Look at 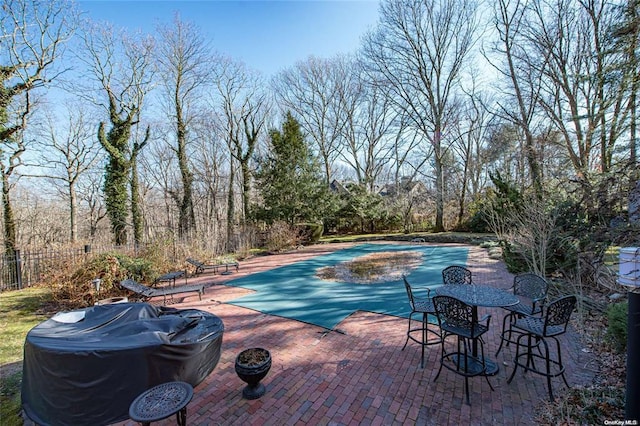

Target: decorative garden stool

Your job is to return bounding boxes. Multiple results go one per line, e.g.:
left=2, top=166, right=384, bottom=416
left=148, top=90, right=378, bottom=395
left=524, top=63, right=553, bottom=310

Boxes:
left=235, top=347, right=271, bottom=400
left=129, top=381, right=193, bottom=426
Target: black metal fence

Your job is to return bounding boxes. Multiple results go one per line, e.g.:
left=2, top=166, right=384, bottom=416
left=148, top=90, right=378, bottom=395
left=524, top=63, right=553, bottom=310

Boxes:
left=0, top=245, right=138, bottom=292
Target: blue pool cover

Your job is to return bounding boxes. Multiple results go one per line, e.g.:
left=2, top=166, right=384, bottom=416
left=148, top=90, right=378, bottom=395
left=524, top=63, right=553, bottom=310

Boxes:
left=226, top=243, right=468, bottom=330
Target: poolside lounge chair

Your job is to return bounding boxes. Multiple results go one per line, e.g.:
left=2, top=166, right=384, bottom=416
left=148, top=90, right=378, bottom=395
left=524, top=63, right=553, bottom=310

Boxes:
left=187, top=257, right=239, bottom=275
left=119, top=279, right=204, bottom=305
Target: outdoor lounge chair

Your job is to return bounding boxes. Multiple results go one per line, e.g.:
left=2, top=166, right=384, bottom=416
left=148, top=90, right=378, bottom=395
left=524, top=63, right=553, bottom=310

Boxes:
left=187, top=257, right=239, bottom=275
left=119, top=279, right=205, bottom=305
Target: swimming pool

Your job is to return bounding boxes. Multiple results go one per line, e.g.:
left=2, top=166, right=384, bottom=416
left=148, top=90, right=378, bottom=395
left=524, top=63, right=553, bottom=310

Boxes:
left=225, top=243, right=468, bottom=330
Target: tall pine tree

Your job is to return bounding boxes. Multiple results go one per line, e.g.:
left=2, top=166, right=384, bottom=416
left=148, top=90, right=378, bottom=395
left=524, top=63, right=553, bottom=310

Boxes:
left=253, top=112, right=332, bottom=224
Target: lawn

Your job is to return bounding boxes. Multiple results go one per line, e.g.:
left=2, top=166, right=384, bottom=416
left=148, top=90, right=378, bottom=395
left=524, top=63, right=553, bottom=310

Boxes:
left=0, top=286, right=52, bottom=425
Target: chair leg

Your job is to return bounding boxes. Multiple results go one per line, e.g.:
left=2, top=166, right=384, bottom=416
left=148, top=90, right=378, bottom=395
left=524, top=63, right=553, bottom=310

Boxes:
left=404, top=311, right=440, bottom=368
left=507, top=332, right=525, bottom=384
left=463, top=337, right=471, bottom=405
left=479, top=338, right=494, bottom=391
left=553, top=336, right=570, bottom=388
left=421, top=313, right=427, bottom=369
left=434, top=332, right=447, bottom=382
left=540, top=338, right=555, bottom=402
left=495, top=312, right=512, bottom=356
left=402, top=312, right=414, bottom=351
left=507, top=331, right=568, bottom=403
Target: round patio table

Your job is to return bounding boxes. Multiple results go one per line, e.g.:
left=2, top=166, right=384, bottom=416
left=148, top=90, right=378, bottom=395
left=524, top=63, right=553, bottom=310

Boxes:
left=435, top=284, right=519, bottom=375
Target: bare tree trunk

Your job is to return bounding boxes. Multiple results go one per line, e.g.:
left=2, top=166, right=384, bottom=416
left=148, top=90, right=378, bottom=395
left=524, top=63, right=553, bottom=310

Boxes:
left=131, top=128, right=149, bottom=246
left=434, top=130, right=445, bottom=232
left=69, top=184, right=77, bottom=242
left=2, top=174, right=16, bottom=254
left=630, top=180, right=640, bottom=224
left=226, top=160, right=236, bottom=251
left=177, top=111, right=195, bottom=237
left=157, top=16, right=209, bottom=239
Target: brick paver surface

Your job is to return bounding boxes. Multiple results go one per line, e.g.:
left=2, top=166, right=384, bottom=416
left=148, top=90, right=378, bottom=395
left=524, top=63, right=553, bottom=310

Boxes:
left=111, top=242, right=596, bottom=426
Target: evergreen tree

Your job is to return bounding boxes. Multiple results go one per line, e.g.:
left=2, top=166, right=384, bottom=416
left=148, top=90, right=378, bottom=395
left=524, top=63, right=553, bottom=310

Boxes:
left=253, top=112, right=333, bottom=224
left=337, top=183, right=385, bottom=233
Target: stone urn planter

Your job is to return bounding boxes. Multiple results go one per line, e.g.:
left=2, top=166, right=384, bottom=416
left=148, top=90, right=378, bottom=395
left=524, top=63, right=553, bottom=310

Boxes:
left=235, top=347, right=271, bottom=400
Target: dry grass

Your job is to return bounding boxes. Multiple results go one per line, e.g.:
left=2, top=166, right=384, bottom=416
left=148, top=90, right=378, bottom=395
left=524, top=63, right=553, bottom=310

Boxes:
left=316, top=250, right=423, bottom=284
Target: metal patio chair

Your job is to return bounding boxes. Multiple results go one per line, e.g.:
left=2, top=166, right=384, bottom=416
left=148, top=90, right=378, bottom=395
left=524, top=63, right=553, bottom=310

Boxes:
left=496, top=272, right=549, bottom=356
left=401, top=275, right=441, bottom=368
left=433, top=295, right=493, bottom=405
left=442, top=265, right=473, bottom=285
left=506, top=295, right=577, bottom=401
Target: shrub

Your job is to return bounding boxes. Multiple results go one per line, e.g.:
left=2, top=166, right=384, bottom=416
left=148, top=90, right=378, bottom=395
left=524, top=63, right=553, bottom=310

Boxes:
left=606, top=301, right=628, bottom=353
left=46, top=252, right=159, bottom=309
left=298, top=222, right=324, bottom=244
left=263, top=221, right=300, bottom=252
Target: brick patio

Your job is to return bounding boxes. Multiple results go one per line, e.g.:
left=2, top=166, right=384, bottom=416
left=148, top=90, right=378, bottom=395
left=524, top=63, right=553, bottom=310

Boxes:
left=114, top=242, right=596, bottom=426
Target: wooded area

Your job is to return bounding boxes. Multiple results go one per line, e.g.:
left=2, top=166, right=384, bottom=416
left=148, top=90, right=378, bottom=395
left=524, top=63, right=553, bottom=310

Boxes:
left=1, top=0, right=638, bottom=277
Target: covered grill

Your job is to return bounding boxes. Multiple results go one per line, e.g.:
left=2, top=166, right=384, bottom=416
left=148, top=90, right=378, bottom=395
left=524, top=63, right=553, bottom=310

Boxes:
left=21, top=303, right=223, bottom=426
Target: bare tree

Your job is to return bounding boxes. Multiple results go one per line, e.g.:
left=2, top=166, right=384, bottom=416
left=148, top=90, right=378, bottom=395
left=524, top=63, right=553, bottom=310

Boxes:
left=191, top=115, right=229, bottom=252
left=157, top=14, right=212, bottom=239
left=76, top=169, right=107, bottom=240
left=79, top=23, right=155, bottom=245
left=139, top=132, right=179, bottom=237
left=362, top=0, right=481, bottom=232
left=28, top=104, right=102, bottom=242
left=487, top=0, right=544, bottom=194
left=614, top=0, right=639, bottom=169
left=337, top=57, right=398, bottom=192
left=525, top=0, right=627, bottom=176
left=210, top=56, right=268, bottom=247
left=0, top=0, right=77, bottom=254
left=452, top=86, right=493, bottom=225
left=273, top=55, right=346, bottom=184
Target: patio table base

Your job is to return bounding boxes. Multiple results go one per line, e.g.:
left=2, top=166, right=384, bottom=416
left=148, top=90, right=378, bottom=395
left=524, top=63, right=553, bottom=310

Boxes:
left=450, top=354, right=499, bottom=376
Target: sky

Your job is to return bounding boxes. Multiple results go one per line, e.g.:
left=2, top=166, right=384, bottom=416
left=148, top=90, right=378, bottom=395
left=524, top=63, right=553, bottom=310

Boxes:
left=78, top=0, right=381, bottom=77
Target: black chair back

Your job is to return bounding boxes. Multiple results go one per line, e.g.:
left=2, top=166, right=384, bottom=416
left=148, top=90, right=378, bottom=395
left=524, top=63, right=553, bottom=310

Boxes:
left=402, top=275, right=417, bottom=310
left=433, top=295, right=474, bottom=334
left=514, top=273, right=549, bottom=311
left=442, top=265, right=472, bottom=285
left=544, top=295, right=577, bottom=334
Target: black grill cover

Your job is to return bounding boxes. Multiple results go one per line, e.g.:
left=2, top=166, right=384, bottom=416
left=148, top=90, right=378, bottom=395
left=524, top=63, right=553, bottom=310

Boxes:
left=21, top=303, right=223, bottom=426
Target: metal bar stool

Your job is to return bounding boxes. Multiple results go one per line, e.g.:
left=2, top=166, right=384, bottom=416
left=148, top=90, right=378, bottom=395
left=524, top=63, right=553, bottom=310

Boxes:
left=507, top=295, right=577, bottom=401
left=401, top=275, right=441, bottom=368
left=496, top=272, right=548, bottom=356
left=433, top=295, right=494, bottom=405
